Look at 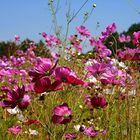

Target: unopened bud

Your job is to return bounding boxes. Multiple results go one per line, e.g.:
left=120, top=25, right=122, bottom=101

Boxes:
left=93, top=4, right=96, bottom=8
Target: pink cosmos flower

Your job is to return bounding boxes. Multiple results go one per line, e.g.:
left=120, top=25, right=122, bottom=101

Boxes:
left=29, top=58, right=54, bottom=82
left=85, top=94, right=108, bottom=109
left=54, top=67, right=85, bottom=85
left=51, top=52, right=60, bottom=60
left=76, top=25, right=90, bottom=37
left=0, top=86, right=31, bottom=110
left=34, top=77, right=62, bottom=93
left=84, top=127, right=97, bottom=137
left=69, top=35, right=82, bottom=52
left=86, top=63, right=109, bottom=76
left=132, top=31, right=140, bottom=46
left=118, top=34, right=131, bottom=43
left=91, top=95, right=108, bottom=109
left=89, top=37, right=112, bottom=57
left=52, top=103, right=72, bottom=124
left=65, top=133, right=76, bottom=139
left=14, top=35, right=20, bottom=43
left=100, top=67, right=127, bottom=86
left=8, top=125, right=22, bottom=135
left=83, top=126, right=106, bottom=137
left=41, top=32, right=61, bottom=47
left=117, top=48, right=140, bottom=61
left=99, top=23, right=116, bottom=41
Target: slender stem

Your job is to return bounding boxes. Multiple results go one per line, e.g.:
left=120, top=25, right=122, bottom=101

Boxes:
left=68, top=0, right=89, bottom=24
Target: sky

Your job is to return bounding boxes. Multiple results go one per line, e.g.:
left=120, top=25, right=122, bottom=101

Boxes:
left=0, top=0, right=140, bottom=42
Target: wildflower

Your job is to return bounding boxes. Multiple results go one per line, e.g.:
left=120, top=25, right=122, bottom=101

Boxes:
left=118, top=34, right=131, bottom=43
left=84, top=126, right=97, bottom=137
left=54, top=67, right=85, bottom=85
left=69, top=35, right=82, bottom=52
left=29, top=129, right=39, bottom=135
left=99, top=23, right=116, bottom=41
left=0, top=86, right=31, bottom=110
left=52, top=103, right=72, bottom=124
left=8, top=125, right=22, bottom=135
left=7, top=106, right=21, bottom=115
left=132, top=31, right=140, bottom=46
left=34, top=77, right=62, bottom=93
left=29, top=58, right=53, bottom=82
left=85, top=94, right=108, bottom=109
left=14, top=35, right=20, bottom=43
left=83, top=126, right=106, bottom=137
left=65, top=133, right=76, bottom=139
left=76, top=26, right=90, bottom=37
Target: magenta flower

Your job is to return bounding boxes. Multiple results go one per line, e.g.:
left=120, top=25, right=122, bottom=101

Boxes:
left=41, top=32, right=61, bottom=47
left=83, top=126, right=106, bottom=138
left=8, top=125, right=22, bottom=135
left=86, top=63, right=108, bottom=76
left=29, top=58, right=54, bottom=82
left=89, top=37, right=112, bottom=57
left=99, top=23, right=116, bottom=41
left=52, top=103, right=72, bottom=124
left=69, top=35, right=82, bottom=52
left=34, top=77, right=62, bottom=93
left=76, top=25, right=90, bottom=37
left=84, top=127, right=97, bottom=137
left=100, top=67, right=126, bottom=86
left=86, top=94, right=108, bottom=109
left=65, top=133, right=76, bottom=139
left=54, top=67, right=85, bottom=85
left=14, top=35, right=20, bottom=43
left=117, top=48, right=140, bottom=61
left=0, top=86, right=31, bottom=110
left=118, top=34, right=131, bottom=43
left=132, top=31, right=140, bottom=46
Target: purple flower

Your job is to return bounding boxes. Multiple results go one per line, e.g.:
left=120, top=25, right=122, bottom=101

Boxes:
left=76, top=26, right=90, bottom=37
left=84, top=127, right=97, bottom=137
left=14, top=35, right=20, bottom=43
left=34, top=77, right=62, bottom=93
left=132, top=31, right=140, bottom=46
left=83, top=126, right=107, bottom=138
left=99, top=23, right=116, bottom=41
left=86, top=63, right=108, bottom=76
left=29, top=58, right=54, bottom=82
left=69, top=35, right=82, bottom=52
left=117, top=48, right=140, bottom=61
left=0, top=86, right=31, bottom=110
left=8, top=125, right=22, bottom=135
left=91, top=95, right=108, bottom=109
left=118, top=34, right=131, bottom=43
left=52, top=103, right=72, bottom=124
left=65, top=133, right=76, bottom=139
left=54, top=67, right=85, bottom=85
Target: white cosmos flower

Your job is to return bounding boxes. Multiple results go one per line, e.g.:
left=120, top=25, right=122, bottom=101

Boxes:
left=7, top=106, right=21, bottom=115
left=29, top=129, right=38, bottom=135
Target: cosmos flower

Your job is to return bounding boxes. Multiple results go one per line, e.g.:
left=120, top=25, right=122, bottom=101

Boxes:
left=8, top=125, right=22, bottom=135
left=76, top=25, right=90, bottom=37
left=34, top=77, right=62, bottom=93
left=0, top=86, right=31, bottom=110
left=85, top=94, right=108, bottom=109
left=54, top=67, right=85, bottom=85
left=132, top=31, right=140, bottom=46
left=118, top=34, right=131, bottom=43
left=29, top=58, right=53, bottom=82
left=14, top=35, right=20, bottom=43
left=65, top=133, right=76, bottom=139
left=52, top=103, right=72, bottom=124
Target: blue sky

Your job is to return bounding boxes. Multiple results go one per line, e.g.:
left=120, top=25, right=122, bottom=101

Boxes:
left=0, top=0, right=140, bottom=42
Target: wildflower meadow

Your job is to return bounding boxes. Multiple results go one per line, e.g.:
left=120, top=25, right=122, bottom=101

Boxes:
left=0, top=0, right=140, bottom=140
